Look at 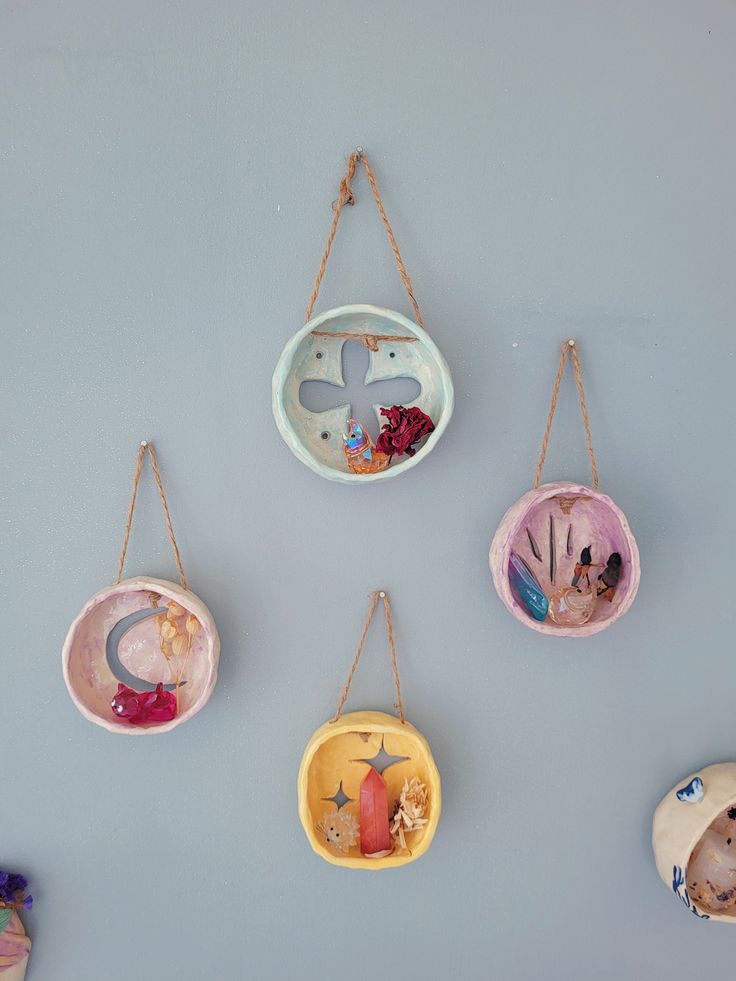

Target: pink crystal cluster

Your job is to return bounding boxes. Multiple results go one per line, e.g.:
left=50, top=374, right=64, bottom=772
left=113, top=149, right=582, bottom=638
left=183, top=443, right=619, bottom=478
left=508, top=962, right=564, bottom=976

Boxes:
left=111, top=683, right=177, bottom=725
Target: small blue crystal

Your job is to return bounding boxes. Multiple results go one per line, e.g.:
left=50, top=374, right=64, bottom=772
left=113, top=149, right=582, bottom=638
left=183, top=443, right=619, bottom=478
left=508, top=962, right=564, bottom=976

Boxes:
left=509, top=551, right=549, bottom=621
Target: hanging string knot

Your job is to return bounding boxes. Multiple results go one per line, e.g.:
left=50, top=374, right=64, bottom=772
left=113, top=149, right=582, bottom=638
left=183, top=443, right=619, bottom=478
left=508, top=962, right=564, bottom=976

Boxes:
left=305, top=149, right=426, bottom=331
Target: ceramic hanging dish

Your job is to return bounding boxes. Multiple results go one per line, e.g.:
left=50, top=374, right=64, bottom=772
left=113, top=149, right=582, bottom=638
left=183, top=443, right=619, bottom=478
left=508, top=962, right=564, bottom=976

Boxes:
left=298, top=591, right=441, bottom=869
left=653, top=763, right=736, bottom=921
left=490, top=340, right=640, bottom=637
left=273, top=150, right=453, bottom=484
left=0, top=869, right=33, bottom=981
left=62, top=442, right=220, bottom=734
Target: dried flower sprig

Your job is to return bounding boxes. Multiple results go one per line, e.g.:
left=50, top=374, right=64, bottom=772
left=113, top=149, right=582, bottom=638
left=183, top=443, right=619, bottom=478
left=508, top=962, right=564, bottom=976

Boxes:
left=390, top=778, right=429, bottom=851
left=0, top=872, right=33, bottom=933
left=150, top=593, right=200, bottom=707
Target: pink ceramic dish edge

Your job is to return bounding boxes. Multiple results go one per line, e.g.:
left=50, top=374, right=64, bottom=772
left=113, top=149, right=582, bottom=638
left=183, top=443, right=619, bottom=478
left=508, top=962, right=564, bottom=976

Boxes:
left=489, top=481, right=641, bottom=638
left=0, top=912, right=30, bottom=979
left=61, top=577, right=220, bottom=735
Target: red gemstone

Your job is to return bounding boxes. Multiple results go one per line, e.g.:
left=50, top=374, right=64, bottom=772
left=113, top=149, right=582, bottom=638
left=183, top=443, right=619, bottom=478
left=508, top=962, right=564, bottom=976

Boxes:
left=111, top=683, right=177, bottom=725
left=359, top=768, right=392, bottom=857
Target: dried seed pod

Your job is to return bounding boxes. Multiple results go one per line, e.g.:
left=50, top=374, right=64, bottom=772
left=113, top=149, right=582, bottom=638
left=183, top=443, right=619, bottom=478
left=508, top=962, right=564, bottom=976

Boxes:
left=185, top=615, right=200, bottom=636
left=171, top=634, right=188, bottom=658
left=160, top=620, right=178, bottom=641
left=167, top=601, right=186, bottom=617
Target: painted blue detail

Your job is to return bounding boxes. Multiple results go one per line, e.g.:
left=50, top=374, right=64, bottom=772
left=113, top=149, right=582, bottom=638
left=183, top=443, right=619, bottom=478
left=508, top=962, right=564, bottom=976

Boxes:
left=676, top=777, right=704, bottom=804
left=672, top=865, right=710, bottom=919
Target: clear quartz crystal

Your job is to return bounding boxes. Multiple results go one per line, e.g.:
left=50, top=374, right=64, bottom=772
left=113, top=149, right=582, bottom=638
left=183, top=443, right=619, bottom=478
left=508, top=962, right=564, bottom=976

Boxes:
left=688, top=810, right=736, bottom=913
left=547, top=586, right=596, bottom=626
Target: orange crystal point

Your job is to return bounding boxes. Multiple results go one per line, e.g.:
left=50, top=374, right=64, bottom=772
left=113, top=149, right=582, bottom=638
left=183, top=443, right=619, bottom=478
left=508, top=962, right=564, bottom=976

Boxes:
left=360, top=767, right=392, bottom=857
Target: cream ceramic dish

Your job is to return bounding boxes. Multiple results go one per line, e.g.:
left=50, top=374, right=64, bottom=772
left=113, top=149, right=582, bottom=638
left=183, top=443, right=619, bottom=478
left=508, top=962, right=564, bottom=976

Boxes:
left=62, top=577, right=220, bottom=735
left=298, top=710, right=441, bottom=869
left=653, top=763, right=736, bottom=922
left=272, top=304, right=453, bottom=483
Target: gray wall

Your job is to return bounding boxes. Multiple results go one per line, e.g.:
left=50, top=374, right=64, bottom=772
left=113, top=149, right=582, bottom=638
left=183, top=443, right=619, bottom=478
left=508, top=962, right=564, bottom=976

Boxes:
left=3, top=2, right=735, bottom=978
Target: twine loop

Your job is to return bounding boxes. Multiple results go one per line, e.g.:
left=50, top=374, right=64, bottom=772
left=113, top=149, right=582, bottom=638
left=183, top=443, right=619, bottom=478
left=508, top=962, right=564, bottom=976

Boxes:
left=305, top=149, right=426, bottom=332
left=331, top=590, right=405, bottom=724
left=115, top=441, right=188, bottom=590
left=534, top=340, right=600, bottom=491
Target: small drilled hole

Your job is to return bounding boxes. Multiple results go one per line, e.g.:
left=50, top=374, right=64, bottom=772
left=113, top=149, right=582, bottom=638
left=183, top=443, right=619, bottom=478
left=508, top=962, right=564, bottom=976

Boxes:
left=315, top=352, right=323, bottom=359
left=321, top=431, right=330, bottom=440
left=389, top=351, right=395, bottom=358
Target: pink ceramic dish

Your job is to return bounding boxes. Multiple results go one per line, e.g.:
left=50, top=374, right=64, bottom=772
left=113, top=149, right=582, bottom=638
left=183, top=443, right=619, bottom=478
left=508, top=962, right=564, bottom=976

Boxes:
left=62, top=577, right=220, bottom=734
left=490, top=481, right=640, bottom=638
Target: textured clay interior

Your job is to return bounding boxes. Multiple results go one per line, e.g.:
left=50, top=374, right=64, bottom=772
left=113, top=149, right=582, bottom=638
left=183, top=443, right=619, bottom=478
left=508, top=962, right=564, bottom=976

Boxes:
left=65, top=587, right=213, bottom=729
left=686, top=801, right=736, bottom=917
left=509, top=491, right=635, bottom=631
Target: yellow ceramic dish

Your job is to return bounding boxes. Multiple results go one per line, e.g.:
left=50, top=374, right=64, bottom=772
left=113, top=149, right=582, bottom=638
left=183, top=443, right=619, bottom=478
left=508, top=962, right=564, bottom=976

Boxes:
left=297, top=710, right=441, bottom=869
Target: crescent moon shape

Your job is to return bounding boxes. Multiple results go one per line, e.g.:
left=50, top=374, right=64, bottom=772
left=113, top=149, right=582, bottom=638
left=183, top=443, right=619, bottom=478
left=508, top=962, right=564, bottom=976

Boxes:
left=106, top=607, right=178, bottom=691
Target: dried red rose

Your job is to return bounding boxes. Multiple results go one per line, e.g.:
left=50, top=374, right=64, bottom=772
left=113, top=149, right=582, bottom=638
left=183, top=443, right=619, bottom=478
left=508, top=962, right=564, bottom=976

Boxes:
left=375, top=405, right=435, bottom=458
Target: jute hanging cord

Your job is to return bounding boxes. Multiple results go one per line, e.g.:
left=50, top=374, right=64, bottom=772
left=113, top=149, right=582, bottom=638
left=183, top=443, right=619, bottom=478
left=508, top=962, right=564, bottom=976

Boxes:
left=534, top=340, right=600, bottom=491
left=304, top=148, right=427, bottom=333
left=332, top=590, right=405, bottom=724
left=115, top=440, right=188, bottom=590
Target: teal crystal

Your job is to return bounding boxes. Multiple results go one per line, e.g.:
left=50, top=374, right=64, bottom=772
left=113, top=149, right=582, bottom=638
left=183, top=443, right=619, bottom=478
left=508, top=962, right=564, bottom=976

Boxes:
left=508, top=551, right=549, bottom=621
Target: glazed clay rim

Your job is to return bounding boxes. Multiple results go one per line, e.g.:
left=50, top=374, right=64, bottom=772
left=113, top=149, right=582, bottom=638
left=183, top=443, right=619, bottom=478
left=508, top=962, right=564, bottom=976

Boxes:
left=297, top=709, right=442, bottom=869
left=489, top=481, right=641, bottom=638
left=62, top=576, right=220, bottom=735
left=272, top=304, right=454, bottom=485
